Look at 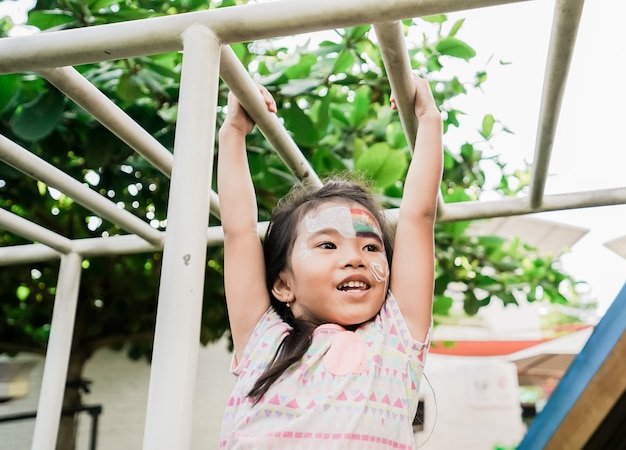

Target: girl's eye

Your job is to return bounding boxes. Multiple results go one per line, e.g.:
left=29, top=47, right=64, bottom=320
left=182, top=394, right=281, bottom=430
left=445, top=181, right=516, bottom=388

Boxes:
left=318, top=242, right=336, bottom=250
left=364, top=244, right=381, bottom=252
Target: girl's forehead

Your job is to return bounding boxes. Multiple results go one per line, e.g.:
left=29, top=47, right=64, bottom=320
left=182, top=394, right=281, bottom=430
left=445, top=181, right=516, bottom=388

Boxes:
left=301, top=202, right=382, bottom=238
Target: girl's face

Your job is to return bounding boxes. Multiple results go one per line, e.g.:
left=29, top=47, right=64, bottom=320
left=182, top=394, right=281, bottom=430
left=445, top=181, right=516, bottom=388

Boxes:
left=274, top=200, right=389, bottom=327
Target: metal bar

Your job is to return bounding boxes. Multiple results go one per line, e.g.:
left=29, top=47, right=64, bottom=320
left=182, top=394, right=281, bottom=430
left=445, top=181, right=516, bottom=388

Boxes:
left=0, top=0, right=532, bottom=74
left=37, top=67, right=221, bottom=219
left=529, top=0, right=585, bottom=208
left=219, top=46, right=322, bottom=186
left=31, top=252, right=82, bottom=450
left=437, top=186, right=626, bottom=222
left=0, top=223, right=230, bottom=266
left=373, top=20, right=446, bottom=212
left=0, top=208, right=73, bottom=254
left=142, top=24, right=220, bottom=450
left=0, top=244, right=61, bottom=266
left=89, top=407, right=100, bottom=450
left=3, top=187, right=626, bottom=264
left=0, top=134, right=163, bottom=246
left=374, top=21, right=418, bottom=151
left=0, top=404, right=103, bottom=423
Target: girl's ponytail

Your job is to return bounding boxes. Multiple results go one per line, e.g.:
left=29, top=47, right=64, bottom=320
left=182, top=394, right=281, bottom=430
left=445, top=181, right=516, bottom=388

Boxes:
left=247, top=305, right=315, bottom=402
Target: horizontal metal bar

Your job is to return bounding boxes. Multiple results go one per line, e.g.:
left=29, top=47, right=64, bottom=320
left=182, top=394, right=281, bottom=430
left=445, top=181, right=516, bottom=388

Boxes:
left=0, top=134, right=163, bottom=246
left=0, top=223, right=237, bottom=265
left=0, top=0, right=531, bottom=74
left=3, top=188, right=626, bottom=264
left=0, top=244, right=61, bottom=265
left=529, top=0, right=585, bottom=208
left=0, top=208, right=73, bottom=254
left=38, top=66, right=221, bottom=219
left=220, top=46, right=322, bottom=186
left=437, top=187, right=626, bottom=222
left=0, top=405, right=103, bottom=424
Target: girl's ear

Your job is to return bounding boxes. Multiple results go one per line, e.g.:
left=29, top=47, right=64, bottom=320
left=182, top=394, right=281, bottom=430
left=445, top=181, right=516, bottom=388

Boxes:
left=271, top=272, right=294, bottom=303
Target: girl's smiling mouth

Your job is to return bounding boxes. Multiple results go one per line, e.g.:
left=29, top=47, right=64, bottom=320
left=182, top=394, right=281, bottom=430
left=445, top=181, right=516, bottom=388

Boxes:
left=337, top=280, right=370, bottom=291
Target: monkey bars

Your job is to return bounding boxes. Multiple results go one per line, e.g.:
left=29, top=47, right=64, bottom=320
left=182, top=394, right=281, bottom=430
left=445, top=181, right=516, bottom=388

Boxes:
left=0, top=0, right=622, bottom=449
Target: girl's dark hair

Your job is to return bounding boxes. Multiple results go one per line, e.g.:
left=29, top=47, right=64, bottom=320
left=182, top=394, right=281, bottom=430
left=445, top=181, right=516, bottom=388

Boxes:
left=247, top=176, right=394, bottom=402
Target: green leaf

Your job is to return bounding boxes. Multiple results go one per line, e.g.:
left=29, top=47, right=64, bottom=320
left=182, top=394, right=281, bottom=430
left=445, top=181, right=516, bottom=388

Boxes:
left=90, top=0, right=120, bottom=11
left=284, top=54, right=317, bottom=80
left=27, top=10, right=77, bottom=30
left=313, top=95, right=331, bottom=134
left=0, top=74, right=20, bottom=114
left=346, top=25, right=371, bottom=40
left=230, top=43, right=249, bottom=62
left=443, top=151, right=456, bottom=170
left=311, top=148, right=348, bottom=174
left=386, top=121, right=407, bottom=149
left=445, top=108, right=461, bottom=130
left=460, top=142, right=477, bottom=161
left=84, top=127, right=121, bottom=167
left=349, top=85, right=370, bottom=127
left=449, top=19, right=465, bottom=37
left=440, top=220, right=470, bottom=237
left=433, top=295, right=453, bottom=315
left=95, top=9, right=157, bottom=23
left=435, top=37, right=476, bottom=61
left=422, top=14, right=447, bottom=24
left=10, top=89, right=65, bottom=142
left=330, top=104, right=350, bottom=127
left=117, top=73, right=142, bottom=103
left=426, top=55, right=443, bottom=72
left=281, top=104, right=318, bottom=147
left=354, top=142, right=407, bottom=189
left=464, top=292, right=480, bottom=315
left=333, top=49, right=355, bottom=74
left=280, top=78, right=319, bottom=97
left=480, top=114, right=495, bottom=139
left=353, top=137, right=367, bottom=162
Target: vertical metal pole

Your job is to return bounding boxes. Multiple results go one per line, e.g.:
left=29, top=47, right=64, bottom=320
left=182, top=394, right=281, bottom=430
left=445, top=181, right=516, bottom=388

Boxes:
left=31, top=252, right=82, bottom=450
left=89, top=407, right=100, bottom=450
left=529, top=0, right=585, bottom=208
left=142, top=24, right=220, bottom=450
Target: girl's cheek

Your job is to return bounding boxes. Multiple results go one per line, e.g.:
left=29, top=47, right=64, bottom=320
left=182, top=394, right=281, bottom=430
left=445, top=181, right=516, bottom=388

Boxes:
left=370, top=260, right=389, bottom=283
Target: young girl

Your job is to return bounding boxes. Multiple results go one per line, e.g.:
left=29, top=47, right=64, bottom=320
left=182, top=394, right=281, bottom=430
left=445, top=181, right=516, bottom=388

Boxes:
left=217, top=74, right=442, bottom=449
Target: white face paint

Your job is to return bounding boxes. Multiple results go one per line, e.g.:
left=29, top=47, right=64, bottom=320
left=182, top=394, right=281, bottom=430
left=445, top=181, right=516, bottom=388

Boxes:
left=304, top=206, right=356, bottom=238
left=370, top=261, right=389, bottom=283
left=298, top=241, right=312, bottom=259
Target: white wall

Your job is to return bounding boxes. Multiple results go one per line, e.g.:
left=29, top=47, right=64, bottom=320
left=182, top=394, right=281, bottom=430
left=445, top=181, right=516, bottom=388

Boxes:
left=418, top=355, right=525, bottom=450
left=0, top=340, right=235, bottom=450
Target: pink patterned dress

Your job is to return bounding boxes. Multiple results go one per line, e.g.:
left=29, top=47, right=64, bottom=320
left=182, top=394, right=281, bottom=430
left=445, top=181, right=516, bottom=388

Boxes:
left=220, top=292, right=430, bottom=449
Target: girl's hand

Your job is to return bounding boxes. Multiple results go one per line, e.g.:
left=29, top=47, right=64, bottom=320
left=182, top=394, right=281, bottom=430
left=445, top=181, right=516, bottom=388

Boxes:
left=222, top=84, right=277, bottom=135
left=390, top=74, right=439, bottom=119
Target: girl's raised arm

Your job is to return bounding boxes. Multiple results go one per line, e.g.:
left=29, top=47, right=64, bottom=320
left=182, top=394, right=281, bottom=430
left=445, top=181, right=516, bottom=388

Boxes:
left=389, top=75, right=443, bottom=342
left=217, top=87, right=276, bottom=361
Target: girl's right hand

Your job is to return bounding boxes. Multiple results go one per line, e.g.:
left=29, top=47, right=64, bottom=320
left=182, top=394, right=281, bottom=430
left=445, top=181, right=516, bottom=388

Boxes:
left=390, top=74, right=439, bottom=119
left=223, top=85, right=277, bottom=135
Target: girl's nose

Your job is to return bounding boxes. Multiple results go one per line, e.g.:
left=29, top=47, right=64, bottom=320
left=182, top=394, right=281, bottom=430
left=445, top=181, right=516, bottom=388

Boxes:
left=342, top=247, right=366, bottom=268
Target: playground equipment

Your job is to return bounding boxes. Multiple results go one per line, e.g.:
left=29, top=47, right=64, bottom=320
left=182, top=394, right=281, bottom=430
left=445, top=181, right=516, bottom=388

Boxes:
left=1, top=0, right=624, bottom=448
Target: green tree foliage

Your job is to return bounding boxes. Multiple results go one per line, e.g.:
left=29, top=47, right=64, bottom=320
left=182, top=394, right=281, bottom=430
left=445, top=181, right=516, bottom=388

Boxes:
left=0, top=1, right=582, bottom=448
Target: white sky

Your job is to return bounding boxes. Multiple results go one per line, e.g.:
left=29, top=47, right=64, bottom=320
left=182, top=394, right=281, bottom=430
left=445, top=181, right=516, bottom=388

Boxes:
left=2, top=0, right=625, bottom=315
left=444, top=0, right=626, bottom=315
